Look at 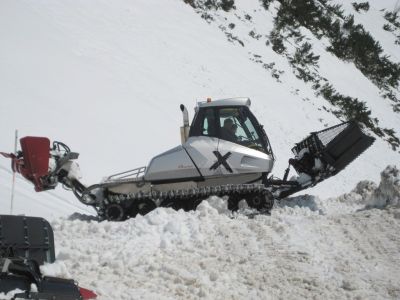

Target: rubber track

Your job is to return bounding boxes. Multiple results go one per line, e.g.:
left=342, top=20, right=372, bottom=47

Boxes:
left=96, top=183, right=274, bottom=220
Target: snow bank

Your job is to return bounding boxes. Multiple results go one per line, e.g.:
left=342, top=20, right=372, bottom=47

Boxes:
left=283, top=165, right=400, bottom=216
left=369, top=165, right=400, bottom=207
left=342, top=165, right=400, bottom=208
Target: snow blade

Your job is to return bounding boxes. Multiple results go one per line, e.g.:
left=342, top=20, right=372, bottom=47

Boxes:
left=291, top=121, right=375, bottom=179
left=0, top=215, right=55, bottom=265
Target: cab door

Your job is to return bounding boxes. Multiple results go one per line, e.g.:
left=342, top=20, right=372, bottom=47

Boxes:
left=184, top=107, right=222, bottom=177
left=216, top=107, right=274, bottom=176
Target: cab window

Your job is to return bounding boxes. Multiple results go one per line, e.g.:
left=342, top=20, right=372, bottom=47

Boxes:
left=218, top=107, right=265, bottom=153
left=189, top=108, right=217, bottom=137
left=202, top=108, right=216, bottom=137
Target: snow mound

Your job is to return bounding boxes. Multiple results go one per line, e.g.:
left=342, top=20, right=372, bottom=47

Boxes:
left=367, top=165, right=400, bottom=208
left=336, top=165, right=400, bottom=209
left=48, top=207, right=400, bottom=300
left=198, top=196, right=231, bottom=216
left=276, top=194, right=324, bottom=214
left=278, top=165, right=400, bottom=215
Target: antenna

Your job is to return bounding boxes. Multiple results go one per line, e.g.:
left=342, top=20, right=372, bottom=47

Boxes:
left=10, top=129, right=18, bottom=214
left=395, top=0, right=400, bottom=13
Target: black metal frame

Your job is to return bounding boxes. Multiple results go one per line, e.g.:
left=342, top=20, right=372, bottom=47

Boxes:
left=0, top=215, right=55, bottom=265
left=0, top=215, right=88, bottom=299
left=271, top=121, right=375, bottom=199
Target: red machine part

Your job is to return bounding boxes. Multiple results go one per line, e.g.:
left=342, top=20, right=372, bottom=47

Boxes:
left=0, top=136, right=51, bottom=192
left=79, top=287, right=98, bottom=299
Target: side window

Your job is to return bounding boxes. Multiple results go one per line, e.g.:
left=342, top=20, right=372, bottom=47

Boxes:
left=189, top=108, right=217, bottom=137
left=219, top=108, right=241, bottom=143
left=202, top=108, right=216, bottom=137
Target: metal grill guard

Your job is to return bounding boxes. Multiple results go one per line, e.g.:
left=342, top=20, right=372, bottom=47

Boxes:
left=291, top=121, right=375, bottom=177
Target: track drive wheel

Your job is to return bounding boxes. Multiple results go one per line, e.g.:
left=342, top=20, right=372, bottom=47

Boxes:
left=228, top=195, right=241, bottom=211
left=128, top=199, right=157, bottom=218
left=160, top=198, right=185, bottom=210
left=161, top=197, right=204, bottom=211
left=105, top=203, right=126, bottom=221
left=245, top=191, right=274, bottom=212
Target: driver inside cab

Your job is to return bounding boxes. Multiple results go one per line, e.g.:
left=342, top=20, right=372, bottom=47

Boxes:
left=221, top=119, right=238, bottom=142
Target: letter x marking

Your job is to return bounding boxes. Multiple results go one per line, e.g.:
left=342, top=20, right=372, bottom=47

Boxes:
left=209, top=151, right=233, bottom=173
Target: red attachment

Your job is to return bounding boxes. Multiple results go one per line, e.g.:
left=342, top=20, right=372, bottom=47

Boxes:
left=0, top=152, right=25, bottom=177
left=79, top=287, right=97, bottom=299
left=1, top=137, right=51, bottom=192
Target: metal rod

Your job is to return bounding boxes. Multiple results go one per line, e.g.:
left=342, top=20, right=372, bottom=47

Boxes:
left=283, top=165, right=290, bottom=182
left=10, top=129, right=18, bottom=214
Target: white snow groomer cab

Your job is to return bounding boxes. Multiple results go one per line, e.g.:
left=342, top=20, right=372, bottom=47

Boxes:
left=1, top=98, right=375, bottom=220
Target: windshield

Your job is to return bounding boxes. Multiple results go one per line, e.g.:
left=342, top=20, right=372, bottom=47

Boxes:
left=218, top=107, right=269, bottom=154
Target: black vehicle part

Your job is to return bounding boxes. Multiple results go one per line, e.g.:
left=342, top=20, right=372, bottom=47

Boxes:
left=15, top=276, right=83, bottom=300
left=13, top=291, right=81, bottom=300
left=291, top=121, right=375, bottom=175
left=97, top=183, right=275, bottom=220
left=0, top=215, right=55, bottom=265
left=274, top=121, right=375, bottom=199
left=1, top=258, right=83, bottom=300
left=0, top=258, right=41, bottom=294
left=104, top=203, right=125, bottom=221
left=0, top=273, right=31, bottom=294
